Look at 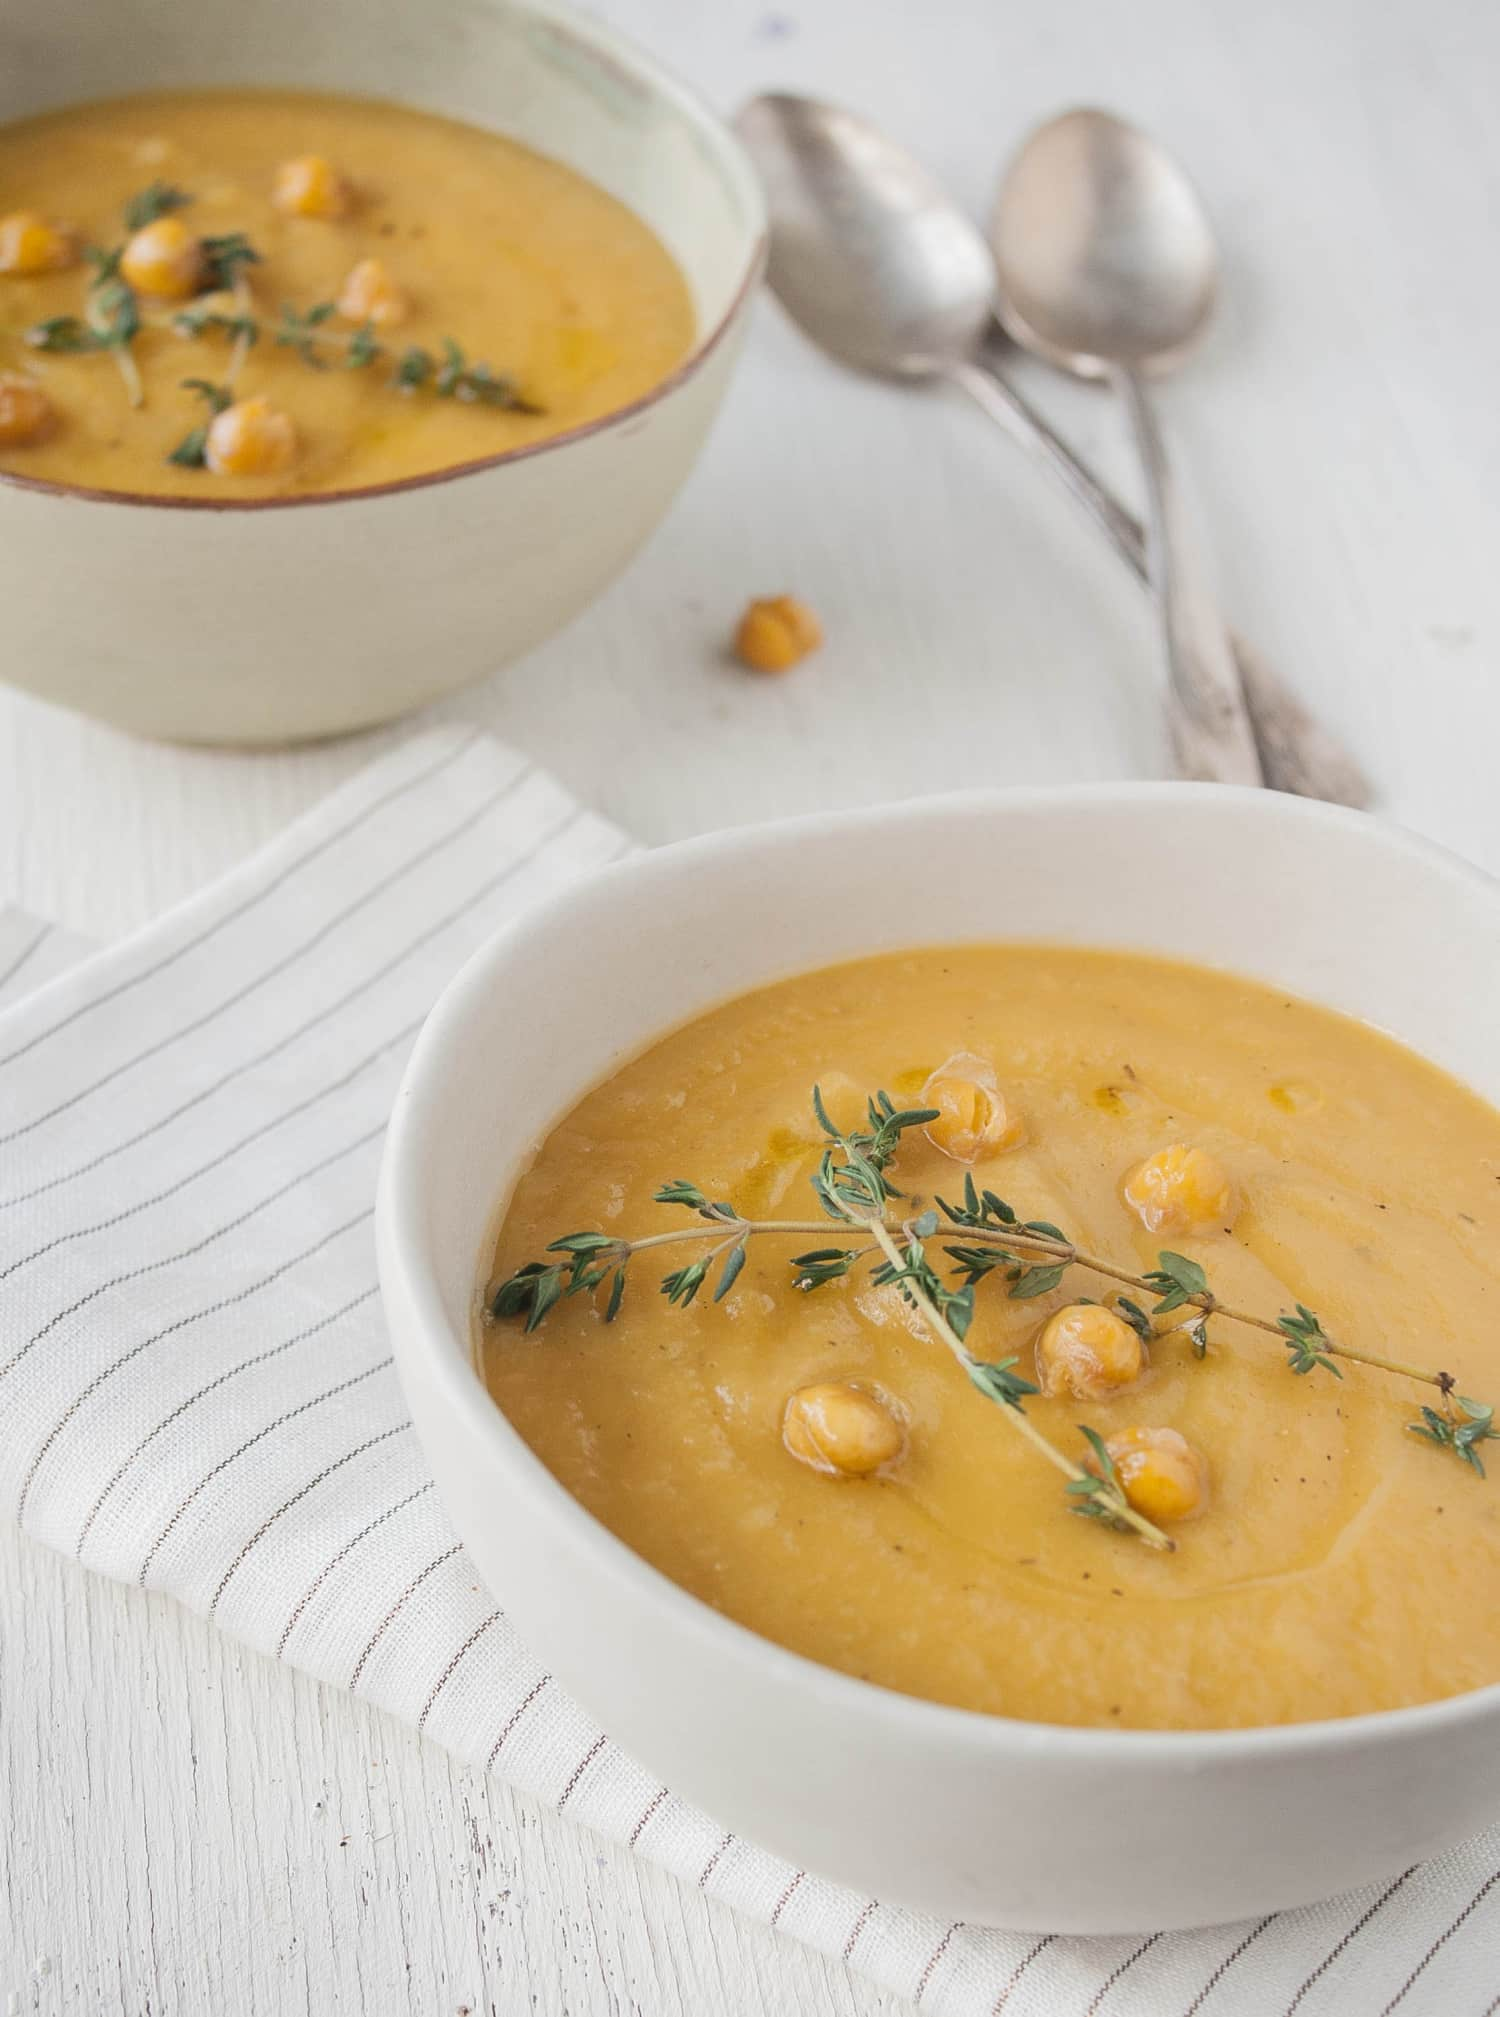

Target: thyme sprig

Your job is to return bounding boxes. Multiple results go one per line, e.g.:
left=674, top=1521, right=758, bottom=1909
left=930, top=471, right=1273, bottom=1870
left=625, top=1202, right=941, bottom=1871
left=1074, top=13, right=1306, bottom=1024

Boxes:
left=22, top=186, right=205, bottom=407
left=492, top=1084, right=1497, bottom=1518
left=933, top=1174, right=1465, bottom=1404
left=173, top=299, right=539, bottom=409
left=123, top=181, right=191, bottom=232
left=1278, top=1304, right=1342, bottom=1379
left=19, top=183, right=538, bottom=430
left=166, top=378, right=233, bottom=468
left=1409, top=1397, right=1498, bottom=1476
left=27, top=241, right=143, bottom=406
left=494, top=1090, right=1174, bottom=1551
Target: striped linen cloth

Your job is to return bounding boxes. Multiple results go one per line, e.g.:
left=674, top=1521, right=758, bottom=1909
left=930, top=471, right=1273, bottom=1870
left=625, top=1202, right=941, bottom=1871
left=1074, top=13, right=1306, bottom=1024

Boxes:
left=1, top=725, right=1496, bottom=2017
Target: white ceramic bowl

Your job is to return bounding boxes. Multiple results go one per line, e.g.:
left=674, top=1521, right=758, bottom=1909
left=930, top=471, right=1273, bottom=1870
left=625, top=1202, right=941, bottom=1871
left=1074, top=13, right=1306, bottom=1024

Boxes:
left=378, top=786, right=1500, bottom=1933
left=0, top=0, right=764, bottom=744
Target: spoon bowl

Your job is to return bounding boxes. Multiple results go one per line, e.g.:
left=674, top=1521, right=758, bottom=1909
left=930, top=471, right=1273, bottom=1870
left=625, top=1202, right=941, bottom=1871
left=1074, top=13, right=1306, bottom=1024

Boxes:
left=734, top=93, right=995, bottom=377
left=990, top=107, right=1219, bottom=377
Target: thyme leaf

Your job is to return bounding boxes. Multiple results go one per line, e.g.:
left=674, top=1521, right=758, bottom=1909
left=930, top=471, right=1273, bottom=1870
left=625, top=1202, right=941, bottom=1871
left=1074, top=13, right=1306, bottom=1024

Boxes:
left=967, top=1356, right=1039, bottom=1411
left=86, top=276, right=140, bottom=350
left=1067, top=1426, right=1138, bottom=1533
left=492, top=1230, right=632, bottom=1332
left=346, top=319, right=380, bottom=370
left=1278, top=1303, right=1342, bottom=1378
left=653, top=1180, right=738, bottom=1223
left=714, top=1240, right=748, bottom=1302
left=172, top=303, right=259, bottom=348
left=25, top=315, right=97, bottom=355
left=942, top=1243, right=1017, bottom=1284
left=1008, top=1262, right=1067, bottom=1301
left=166, top=378, right=233, bottom=468
left=808, top=1087, right=938, bottom=1221
left=490, top=1258, right=566, bottom=1331
left=85, top=243, right=124, bottom=283
left=871, top=1232, right=976, bottom=1341
left=1409, top=1396, right=1497, bottom=1476
left=199, top=232, right=261, bottom=291
left=660, top=1258, right=710, bottom=1307
left=123, top=181, right=192, bottom=232
left=392, top=344, right=433, bottom=392
left=1115, top=1297, right=1154, bottom=1343
left=1143, top=1250, right=1211, bottom=1316
left=790, top=1245, right=862, bottom=1290
left=276, top=300, right=337, bottom=366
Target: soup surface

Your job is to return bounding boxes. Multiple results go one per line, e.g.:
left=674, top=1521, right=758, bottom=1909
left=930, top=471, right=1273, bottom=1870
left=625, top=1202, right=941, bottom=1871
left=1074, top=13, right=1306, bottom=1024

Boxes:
left=0, top=90, right=695, bottom=496
left=484, top=946, right=1500, bottom=1731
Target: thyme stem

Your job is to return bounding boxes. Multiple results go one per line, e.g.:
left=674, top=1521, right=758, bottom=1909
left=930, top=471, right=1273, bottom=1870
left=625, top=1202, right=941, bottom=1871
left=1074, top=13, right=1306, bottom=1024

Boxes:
left=622, top=1219, right=851, bottom=1252
left=110, top=342, right=144, bottom=409
left=571, top=1217, right=1451, bottom=1395
left=930, top=1224, right=1456, bottom=1394
left=226, top=274, right=255, bottom=390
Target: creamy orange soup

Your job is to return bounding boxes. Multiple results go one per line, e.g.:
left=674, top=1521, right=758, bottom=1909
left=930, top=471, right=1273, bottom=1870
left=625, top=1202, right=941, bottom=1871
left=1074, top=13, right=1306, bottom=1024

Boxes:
left=483, top=946, right=1500, bottom=1732
left=0, top=90, right=695, bottom=496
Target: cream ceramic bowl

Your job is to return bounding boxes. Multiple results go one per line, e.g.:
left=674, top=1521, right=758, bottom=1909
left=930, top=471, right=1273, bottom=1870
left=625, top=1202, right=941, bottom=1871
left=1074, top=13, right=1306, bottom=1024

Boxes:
left=0, top=0, right=763, bottom=744
left=377, top=787, right=1500, bottom=1933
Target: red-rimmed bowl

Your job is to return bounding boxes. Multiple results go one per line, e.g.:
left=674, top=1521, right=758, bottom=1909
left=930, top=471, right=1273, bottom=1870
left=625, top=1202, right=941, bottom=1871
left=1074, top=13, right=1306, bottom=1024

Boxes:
left=0, top=0, right=765, bottom=743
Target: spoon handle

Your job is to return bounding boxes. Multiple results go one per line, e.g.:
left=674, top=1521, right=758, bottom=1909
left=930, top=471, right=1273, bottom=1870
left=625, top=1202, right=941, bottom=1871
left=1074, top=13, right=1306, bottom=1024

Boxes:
left=948, top=356, right=1144, bottom=561
left=1114, top=367, right=1262, bottom=785
left=947, top=357, right=1370, bottom=805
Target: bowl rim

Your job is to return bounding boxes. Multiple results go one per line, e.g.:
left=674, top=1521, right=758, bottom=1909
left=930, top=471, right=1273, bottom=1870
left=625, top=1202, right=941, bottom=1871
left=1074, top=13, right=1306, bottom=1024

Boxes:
left=0, top=0, right=767, bottom=514
left=378, top=780, right=1500, bottom=1765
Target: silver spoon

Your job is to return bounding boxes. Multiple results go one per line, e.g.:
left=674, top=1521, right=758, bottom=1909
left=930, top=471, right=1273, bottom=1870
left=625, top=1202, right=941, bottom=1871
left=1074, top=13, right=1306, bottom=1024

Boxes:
left=990, top=107, right=1261, bottom=786
left=735, top=93, right=1369, bottom=804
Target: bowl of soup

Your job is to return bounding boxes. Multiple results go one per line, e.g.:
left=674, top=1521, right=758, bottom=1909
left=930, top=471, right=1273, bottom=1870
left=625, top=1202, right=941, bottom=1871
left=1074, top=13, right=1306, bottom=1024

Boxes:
left=0, top=0, right=764, bottom=742
left=378, top=784, right=1500, bottom=1933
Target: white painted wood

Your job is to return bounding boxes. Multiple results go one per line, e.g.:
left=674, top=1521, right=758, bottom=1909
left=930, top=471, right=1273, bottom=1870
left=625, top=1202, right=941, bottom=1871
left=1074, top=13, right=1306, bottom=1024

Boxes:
left=0, top=1521, right=903, bottom=2016
left=1, top=0, right=1497, bottom=2008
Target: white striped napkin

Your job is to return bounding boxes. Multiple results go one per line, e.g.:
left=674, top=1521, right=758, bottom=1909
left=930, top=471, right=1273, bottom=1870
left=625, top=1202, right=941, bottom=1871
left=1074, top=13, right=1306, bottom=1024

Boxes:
left=1, top=726, right=1495, bottom=2017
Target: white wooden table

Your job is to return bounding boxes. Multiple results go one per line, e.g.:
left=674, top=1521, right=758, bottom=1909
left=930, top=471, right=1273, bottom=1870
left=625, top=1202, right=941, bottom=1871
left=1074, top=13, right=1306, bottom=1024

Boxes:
left=4, top=0, right=1498, bottom=2008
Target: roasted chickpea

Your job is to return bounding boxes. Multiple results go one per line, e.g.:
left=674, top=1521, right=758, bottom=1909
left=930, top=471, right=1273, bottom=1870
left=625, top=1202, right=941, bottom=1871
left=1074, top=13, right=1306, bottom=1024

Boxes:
left=204, top=397, right=298, bottom=477
left=1123, top=1143, right=1237, bottom=1236
left=1035, top=1302, right=1144, bottom=1400
left=0, top=374, right=55, bottom=447
left=733, top=594, right=823, bottom=672
left=1101, top=1425, right=1208, bottom=1523
left=921, top=1051, right=1023, bottom=1163
left=337, top=257, right=408, bottom=327
left=0, top=210, right=77, bottom=276
left=273, top=155, right=351, bottom=219
left=120, top=216, right=203, bottom=300
left=783, top=1381, right=905, bottom=1477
